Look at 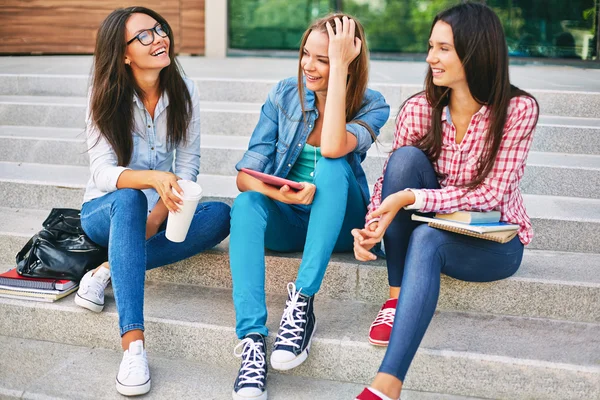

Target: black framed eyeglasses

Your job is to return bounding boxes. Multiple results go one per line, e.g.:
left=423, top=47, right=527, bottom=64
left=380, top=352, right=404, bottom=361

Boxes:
left=127, top=23, right=169, bottom=46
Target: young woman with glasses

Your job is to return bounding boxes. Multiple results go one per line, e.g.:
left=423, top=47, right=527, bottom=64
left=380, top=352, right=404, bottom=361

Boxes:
left=75, top=7, right=230, bottom=396
left=352, top=3, right=539, bottom=400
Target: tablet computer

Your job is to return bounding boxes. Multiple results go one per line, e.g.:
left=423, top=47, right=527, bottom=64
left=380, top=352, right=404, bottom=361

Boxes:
left=241, top=168, right=305, bottom=191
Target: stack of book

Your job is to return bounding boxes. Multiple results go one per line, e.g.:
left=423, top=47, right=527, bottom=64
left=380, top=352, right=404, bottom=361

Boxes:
left=0, top=269, right=78, bottom=302
left=411, top=210, right=519, bottom=243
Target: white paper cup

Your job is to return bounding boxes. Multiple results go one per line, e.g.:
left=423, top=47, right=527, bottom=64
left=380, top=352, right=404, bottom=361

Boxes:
left=165, top=180, right=203, bottom=243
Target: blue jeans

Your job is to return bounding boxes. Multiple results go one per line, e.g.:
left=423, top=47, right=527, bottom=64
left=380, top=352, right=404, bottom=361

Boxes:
left=230, top=157, right=366, bottom=338
left=81, top=189, right=231, bottom=336
left=379, top=147, right=524, bottom=381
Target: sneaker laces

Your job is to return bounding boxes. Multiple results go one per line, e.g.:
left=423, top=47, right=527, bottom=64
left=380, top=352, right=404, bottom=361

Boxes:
left=274, top=282, right=307, bottom=348
left=123, top=351, right=148, bottom=378
left=234, top=338, right=266, bottom=386
left=82, top=272, right=109, bottom=298
left=370, top=307, right=395, bottom=329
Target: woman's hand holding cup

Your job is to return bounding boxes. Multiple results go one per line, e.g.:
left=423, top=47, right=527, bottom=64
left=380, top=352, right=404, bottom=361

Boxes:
left=149, top=171, right=183, bottom=213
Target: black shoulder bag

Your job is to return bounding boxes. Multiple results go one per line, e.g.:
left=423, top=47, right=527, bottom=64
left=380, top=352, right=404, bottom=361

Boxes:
left=16, top=208, right=107, bottom=281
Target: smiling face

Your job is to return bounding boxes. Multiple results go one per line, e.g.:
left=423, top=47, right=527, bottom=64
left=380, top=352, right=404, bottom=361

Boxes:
left=300, top=30, right=330, bottom=94
left=426, top=21, right=466, bottom=90
left=124, top=13, right=171, bottom=73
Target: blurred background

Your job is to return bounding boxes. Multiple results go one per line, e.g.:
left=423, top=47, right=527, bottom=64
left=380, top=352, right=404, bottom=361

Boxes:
left=2, top=0, right=599, bottom=63
left=230, top=0, right=599, bottom=62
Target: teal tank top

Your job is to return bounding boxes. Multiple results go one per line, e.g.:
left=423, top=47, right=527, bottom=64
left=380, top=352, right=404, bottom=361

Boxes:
left=287, top=143, right=322, bottom=183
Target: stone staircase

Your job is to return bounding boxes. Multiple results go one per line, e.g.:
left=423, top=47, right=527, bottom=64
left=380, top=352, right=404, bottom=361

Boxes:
left=0, top=56, right=599, bottom=399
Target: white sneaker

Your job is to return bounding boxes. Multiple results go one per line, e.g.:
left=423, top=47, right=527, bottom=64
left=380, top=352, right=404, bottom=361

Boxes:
left=74, top=265, right=110, bottom=312
left=116, top=340, right=151, bottom=396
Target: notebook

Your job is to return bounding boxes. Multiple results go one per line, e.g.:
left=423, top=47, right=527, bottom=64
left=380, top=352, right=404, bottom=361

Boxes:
left=0, top=269, right=77, bottom=291
left=0, top=286, right=78, bottom=302
left=435, top=210, right=501, bottom=224
left=411, top=214, right=519, bottom=243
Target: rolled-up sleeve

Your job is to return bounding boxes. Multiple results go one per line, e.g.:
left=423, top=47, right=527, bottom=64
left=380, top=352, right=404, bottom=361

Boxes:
left=85, top=104, right=130, bottom=193
left=235, top=82, right=281, bottom=174
left=174, top=81, right=201, bottom=182
left=347, top=92, right=390, bottom=154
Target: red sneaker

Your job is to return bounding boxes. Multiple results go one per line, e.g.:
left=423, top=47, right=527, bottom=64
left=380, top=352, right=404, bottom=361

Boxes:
left=368, top=298, right=397, bottom=346
left=355, top=388, right=383, bottom=400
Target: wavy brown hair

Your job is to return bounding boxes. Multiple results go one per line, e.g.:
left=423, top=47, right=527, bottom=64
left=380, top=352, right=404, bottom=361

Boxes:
left=89, top=6, right=192, bottom=166
left=415, top=2, right=539, bottom=189
left=297, top=13, right=371, bottom=134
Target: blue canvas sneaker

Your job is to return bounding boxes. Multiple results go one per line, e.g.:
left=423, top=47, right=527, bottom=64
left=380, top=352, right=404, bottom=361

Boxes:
left=233, top=333, right=267, bottom=400
left=270, top=282, right=316, bottom=370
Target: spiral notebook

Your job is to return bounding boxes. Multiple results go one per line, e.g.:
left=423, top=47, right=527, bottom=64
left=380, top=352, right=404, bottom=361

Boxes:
left=411, top=215, right=519, bottom=243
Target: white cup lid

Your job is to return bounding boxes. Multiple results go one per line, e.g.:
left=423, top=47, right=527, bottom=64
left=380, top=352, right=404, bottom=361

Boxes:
left=176, top=179, right=203, bottom=200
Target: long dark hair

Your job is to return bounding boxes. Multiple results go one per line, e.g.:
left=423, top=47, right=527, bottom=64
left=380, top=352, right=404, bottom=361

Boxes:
left=89, top=6, right=192, bottom=166
left=415, top=2, right=539, bottom=189
left=297, top=13, right=370, bottom=128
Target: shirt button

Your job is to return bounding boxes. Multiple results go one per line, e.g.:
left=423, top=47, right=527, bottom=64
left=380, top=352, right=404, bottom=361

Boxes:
left=151, top=147, right=155, bottom=150
left=147, top=125, right=151, bottom=128
left=288, top=164, right=292, bottom=167
left=309, top=125, right=313, bottom=128
left=298, top=144, right=302, bottom=147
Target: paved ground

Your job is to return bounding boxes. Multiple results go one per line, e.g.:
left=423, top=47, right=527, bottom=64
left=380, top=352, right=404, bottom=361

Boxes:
left=1, top=55, right=600, bottom=92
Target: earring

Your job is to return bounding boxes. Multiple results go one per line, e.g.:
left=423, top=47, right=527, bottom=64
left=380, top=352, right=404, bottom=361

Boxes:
left=125, top=60, right=130, bottom=65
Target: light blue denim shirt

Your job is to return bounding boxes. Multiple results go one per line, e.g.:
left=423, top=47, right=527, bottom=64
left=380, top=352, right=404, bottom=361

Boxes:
left=235, top=77, right=390, bottom=205
left=82, top=76, right=201, bottom=214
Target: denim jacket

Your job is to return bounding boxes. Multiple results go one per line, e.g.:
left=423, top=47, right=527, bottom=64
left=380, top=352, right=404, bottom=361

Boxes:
left=235, top=77, right=390, bottom=204
left=82, top=76, right=200, bottom=214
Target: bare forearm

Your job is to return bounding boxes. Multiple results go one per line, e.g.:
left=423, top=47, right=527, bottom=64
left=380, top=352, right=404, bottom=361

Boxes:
left=236, top=171, right=286, bottom=202
left=116, top=170, right=155, bottom=190
left=320, top=65, right=350, bottom=156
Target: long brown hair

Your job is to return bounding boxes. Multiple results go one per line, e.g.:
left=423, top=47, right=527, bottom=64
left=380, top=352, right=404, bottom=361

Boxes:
left=297, top=13, right=370, bottom=126
left=89, top=6, right=192, bottom=166
left=415, top=2, right=539, bottom=189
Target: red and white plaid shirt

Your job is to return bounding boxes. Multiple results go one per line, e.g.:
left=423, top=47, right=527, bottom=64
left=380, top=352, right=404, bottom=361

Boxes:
left=367, top=93, right=539, bottom=244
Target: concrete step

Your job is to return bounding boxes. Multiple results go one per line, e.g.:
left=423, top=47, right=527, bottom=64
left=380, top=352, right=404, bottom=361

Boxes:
left=1, top=129, right=600, bottom=199
left=2, top=97, right=600, bottom=155
left=0, top=163, right=599, bottom=253
left=1, top=336, right=481, bottom=400
left=0, top=283, right=598, bottom=399
left=1, top=206, right=599, bottom=323
left=2, top=70, right=600, bottom=117
left=1, top=55, right=599, bottom=91
left=200, top=136, right=600, bottom=200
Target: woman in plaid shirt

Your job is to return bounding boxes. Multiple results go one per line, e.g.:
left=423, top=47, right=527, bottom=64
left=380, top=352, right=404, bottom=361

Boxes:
left=353, top=3, right=539, bottom=400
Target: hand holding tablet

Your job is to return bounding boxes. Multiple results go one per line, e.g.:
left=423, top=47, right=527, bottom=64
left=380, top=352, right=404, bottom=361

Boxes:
left=241, top=168, right=305, bottom=191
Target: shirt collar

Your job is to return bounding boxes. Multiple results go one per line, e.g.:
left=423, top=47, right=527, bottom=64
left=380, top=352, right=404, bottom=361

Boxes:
left=302, top=78, right=317, bottom=112
left=442, top=104, right=490, bottom=124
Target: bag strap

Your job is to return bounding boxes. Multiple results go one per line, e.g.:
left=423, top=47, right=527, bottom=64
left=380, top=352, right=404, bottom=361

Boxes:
left=15, top=236, right=37, bottom=276
left=16, top=236, right=34, bottom=264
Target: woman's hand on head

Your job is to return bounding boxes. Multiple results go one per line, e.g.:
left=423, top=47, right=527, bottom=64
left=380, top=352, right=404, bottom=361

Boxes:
left=148, top=171, right=183, bottom=213
left=278, top=182, right=316, bottom=205
left=326, top=16, right=362, bottom=69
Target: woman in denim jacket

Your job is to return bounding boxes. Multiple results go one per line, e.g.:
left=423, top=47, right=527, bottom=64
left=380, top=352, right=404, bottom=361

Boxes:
left=230, top=14, right=390, bottom=400
left=74, top=7, right=230, bottom=397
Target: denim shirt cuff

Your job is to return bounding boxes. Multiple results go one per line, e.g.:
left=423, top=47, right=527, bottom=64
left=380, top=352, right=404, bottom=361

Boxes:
left=346, top=122, right=373, bottom=154
left=235, top=150, right=271, bottom=173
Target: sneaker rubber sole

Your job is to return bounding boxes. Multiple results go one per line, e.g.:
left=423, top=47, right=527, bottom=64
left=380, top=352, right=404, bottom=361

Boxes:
left=232, top=389, right=268, bottom=400
left=270, top=320, right=317, bottom=371
left=74, top=293, right=104, bottom=313
left=115, top=377, right=151, bottom=396
left=368, top=337, right=390, bottom=347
